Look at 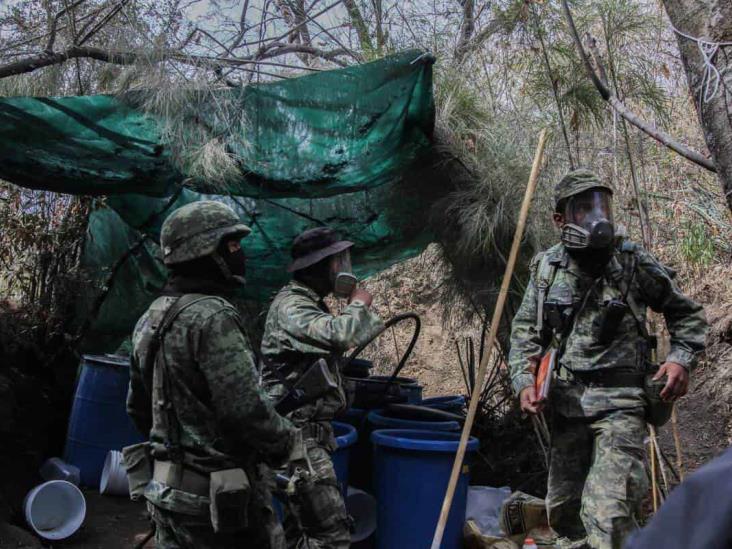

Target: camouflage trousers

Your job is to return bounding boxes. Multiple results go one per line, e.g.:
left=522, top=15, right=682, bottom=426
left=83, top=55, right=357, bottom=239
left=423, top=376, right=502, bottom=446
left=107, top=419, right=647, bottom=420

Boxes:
left=281, top=441, right=351, bottom=549
left=147, top=501, right=285, bottom=549
left=547, top=406, right=648, bottom=549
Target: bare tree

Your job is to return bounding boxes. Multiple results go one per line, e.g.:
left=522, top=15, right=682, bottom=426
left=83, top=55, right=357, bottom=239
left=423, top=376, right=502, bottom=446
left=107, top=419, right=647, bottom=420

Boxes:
left=662, top=0, right=732, bottom=212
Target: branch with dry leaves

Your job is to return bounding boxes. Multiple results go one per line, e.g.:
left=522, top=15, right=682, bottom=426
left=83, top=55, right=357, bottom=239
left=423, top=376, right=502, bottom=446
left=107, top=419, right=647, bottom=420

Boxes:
left=0, top=0, right=354, bottom=81
left=560, top=0, right=717, bottom=173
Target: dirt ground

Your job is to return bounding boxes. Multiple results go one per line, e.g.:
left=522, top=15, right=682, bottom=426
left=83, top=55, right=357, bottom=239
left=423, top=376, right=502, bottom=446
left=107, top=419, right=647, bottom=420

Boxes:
left=0, top=491, right=153, bottom=549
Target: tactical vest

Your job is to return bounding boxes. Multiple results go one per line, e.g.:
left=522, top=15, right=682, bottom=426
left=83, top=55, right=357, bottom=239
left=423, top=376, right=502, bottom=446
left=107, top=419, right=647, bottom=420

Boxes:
left=534, top=241, right=651, bottom=348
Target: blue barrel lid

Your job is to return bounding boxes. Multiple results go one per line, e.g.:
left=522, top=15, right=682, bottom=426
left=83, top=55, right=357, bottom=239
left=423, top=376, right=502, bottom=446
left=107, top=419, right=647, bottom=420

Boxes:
left=82, top=354, right=130, bottom=367
left=371, top=429, right=479, bottom=453
left=332, top=421, right=358, bottom=449
left=367, top=409, right=460, bottom=431
left=422, top=395, right=466, bottom=405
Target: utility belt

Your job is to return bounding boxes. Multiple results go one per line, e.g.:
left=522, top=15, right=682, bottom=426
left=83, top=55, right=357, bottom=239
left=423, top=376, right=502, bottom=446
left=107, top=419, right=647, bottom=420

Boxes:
left=557, top=365, right=645, bottom=388
left=153, top=460, right=210, bottom=497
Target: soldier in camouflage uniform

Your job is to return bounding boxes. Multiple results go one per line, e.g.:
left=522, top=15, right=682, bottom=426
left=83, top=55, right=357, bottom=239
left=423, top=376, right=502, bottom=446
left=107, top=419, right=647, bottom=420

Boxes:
left=261, top=227, right=384, bottom=548
left=508, top=170, right=707, bottom=549
left=127, top=201, right=301, bottom=549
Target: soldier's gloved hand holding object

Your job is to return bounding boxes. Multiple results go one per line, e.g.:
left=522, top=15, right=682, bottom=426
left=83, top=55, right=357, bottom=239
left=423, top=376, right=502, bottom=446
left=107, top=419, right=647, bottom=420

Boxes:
left=653, top=361, right=689, bottom=401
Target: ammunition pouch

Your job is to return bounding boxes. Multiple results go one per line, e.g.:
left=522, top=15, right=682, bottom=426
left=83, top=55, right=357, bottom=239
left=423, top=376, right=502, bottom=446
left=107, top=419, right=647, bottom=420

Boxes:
left=643, top=372, right=673, bottom=427
left=121, top=442, right=153, bottom=501
left=209, top=468, right=251, bottom=533
left=593, top=298, right=629, bottom=344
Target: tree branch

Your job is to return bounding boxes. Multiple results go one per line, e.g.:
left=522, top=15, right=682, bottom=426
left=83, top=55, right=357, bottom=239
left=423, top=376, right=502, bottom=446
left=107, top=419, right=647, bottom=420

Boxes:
left=455, top=0, right=475, bottom=63
left=0, top=43, right=349, bottom=80
left=342, top=0, right=374, bottom=53
left=46, top=0, right=87, bottom=52
left=560, top=0, right=717, bottom=173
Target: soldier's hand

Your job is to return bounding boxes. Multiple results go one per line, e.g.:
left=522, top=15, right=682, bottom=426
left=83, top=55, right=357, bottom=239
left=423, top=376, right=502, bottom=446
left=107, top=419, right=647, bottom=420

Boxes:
left=349, top=288, right=373, bottom=307
left=654, top=361, right=689, bottom=402
left=519, top=385, right=545, bottom=415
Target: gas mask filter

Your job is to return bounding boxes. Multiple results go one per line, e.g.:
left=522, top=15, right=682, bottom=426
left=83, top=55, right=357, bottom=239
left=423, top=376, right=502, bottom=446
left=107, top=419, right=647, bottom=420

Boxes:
left=560, top=190, right=615, bottom=250
left=330, top=250, right=357, bottom=298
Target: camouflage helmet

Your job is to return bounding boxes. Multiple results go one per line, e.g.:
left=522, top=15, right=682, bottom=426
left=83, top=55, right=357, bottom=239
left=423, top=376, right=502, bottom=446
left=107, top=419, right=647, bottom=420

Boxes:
left=160, top=201, right=251, bottom=265
left=554, top=168, right=613, bottom=207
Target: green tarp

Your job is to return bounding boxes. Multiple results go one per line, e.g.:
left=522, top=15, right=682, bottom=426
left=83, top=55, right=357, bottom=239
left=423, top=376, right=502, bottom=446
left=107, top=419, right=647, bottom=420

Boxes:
left=0, top=50, right=439, bottom=350
left=0, top=50, right=434, bottom=198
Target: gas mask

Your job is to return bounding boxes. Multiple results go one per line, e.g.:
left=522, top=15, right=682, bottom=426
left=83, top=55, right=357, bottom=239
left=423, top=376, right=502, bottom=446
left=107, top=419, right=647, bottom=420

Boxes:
left=560, top=190, right=615, bottom=250
left=330, top=249, right=357, bottom=299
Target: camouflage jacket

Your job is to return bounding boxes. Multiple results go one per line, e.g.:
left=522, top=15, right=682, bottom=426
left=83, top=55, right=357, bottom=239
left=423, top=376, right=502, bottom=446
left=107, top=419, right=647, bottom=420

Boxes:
left=128, top=294, right=295, bottom=514
left=260, top=280, right=384, bottom=429
left=508, top=241, right=707, bottom=396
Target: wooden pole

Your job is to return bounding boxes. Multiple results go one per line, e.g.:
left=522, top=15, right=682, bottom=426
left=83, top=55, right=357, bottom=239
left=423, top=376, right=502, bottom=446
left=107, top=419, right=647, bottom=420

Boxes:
left=430, top=129, right=549, bottom=549
left=650, top=437, right=658, bottom=512
left=671, top=406, right=685, bottom=480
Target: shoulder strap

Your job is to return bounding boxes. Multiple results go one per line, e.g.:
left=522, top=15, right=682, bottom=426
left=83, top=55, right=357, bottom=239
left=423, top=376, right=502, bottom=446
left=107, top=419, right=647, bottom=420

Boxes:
left=150, top=293, right=212, bottom=462
left=535, top=253, right=558, bottom=334
left=609, top=247, right=650, bottom=340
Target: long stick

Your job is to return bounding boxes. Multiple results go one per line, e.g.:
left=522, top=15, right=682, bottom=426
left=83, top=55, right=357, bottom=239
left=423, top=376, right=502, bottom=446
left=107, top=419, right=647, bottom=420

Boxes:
left=431, top=129, right=549, bottom=549
left=650, top=437, right=659, bottom=512
left=671, top=406, right=685, bottom=480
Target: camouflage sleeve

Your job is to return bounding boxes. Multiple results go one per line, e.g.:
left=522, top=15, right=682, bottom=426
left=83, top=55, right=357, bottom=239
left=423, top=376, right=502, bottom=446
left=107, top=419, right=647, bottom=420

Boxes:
left=635, top=249, right=708, bottom=370
left=197, top=308, right=295, bottom=464
left=126, top=352, right=152, bottom=436
left=280, top=297, right=385, bottom=353
left=507, top=255, right=549, bottom=394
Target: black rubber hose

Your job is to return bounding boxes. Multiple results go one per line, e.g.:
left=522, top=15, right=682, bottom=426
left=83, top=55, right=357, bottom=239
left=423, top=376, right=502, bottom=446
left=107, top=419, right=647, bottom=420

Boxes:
left=344, top=312, right=421, bottom=382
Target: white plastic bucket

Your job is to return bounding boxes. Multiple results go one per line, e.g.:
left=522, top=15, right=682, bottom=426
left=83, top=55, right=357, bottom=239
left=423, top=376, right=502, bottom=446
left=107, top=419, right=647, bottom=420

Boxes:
left=346, top=486, right=377, bottom=543
left=24, top=480, right=86, bottom=540
left=100, top=450, right=129, bottom=496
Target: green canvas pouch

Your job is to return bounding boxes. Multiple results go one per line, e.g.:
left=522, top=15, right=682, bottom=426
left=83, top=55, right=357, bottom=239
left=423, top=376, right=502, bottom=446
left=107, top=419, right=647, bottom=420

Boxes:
left=209, top=468, right=250, bottom=533
left=121, top=442, right=153, bottom=501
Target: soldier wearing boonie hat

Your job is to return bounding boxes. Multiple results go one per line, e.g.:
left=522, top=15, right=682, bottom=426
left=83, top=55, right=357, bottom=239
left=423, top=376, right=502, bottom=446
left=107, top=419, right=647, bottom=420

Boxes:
left=260, top=226, right=385, bottom=548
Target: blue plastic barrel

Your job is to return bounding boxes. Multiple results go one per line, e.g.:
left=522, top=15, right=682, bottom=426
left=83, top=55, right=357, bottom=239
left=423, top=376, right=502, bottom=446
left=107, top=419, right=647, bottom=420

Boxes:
left=422, top=395, right=467, bottom=414
left=64, top=355, right=145, bottom=486
left=368, top=375, right=423, bottom=404
left=367, top=408, right=460, bottom=432
left=331, top=421, right=358, bottom=499
left=371, top=429, right=479, bottom=549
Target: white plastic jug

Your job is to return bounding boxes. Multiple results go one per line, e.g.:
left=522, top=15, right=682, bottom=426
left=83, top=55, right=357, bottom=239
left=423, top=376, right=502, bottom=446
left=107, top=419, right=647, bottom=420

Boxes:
left=24, top=480, right=86, bottom=540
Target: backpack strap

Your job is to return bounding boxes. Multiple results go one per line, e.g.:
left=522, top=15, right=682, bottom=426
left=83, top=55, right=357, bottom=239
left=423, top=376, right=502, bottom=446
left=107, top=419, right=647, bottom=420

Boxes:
left=148, top=293, right=212, bottom=463
left=535, top=252, right=558, bottom=335
left=607, top=242, right=650, bottom=340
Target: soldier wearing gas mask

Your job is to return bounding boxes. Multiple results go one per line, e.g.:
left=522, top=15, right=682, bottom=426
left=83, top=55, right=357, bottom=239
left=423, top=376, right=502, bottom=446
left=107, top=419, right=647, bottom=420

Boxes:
left=261, top=226, right=384, bottom=548
left=508, top=169, right=707, bottom=549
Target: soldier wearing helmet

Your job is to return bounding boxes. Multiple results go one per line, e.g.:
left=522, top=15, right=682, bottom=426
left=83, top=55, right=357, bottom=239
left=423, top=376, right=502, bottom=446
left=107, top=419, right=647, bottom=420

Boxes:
left=127, top=200, right=301, bottom=548
left=260, top=227, right=385, bottom=548
left=507, top=169, right=707, bottom=549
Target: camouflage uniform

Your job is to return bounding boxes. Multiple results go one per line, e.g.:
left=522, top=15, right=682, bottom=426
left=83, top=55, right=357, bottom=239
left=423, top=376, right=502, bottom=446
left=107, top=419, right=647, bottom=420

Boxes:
left=508, top=176, right=707, bottom=549
left=261, top=280, right=384, bottom=548
left=127, top=201, right=296, bottom=549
